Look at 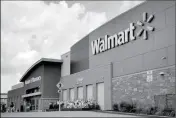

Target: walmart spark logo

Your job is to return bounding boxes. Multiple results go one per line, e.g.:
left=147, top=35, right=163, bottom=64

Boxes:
left=136, top=12, right=155, bottom=40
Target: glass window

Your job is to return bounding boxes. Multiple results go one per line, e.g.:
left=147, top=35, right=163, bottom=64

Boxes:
left=69, top=88, right=74, bottom=101
left=86, top=85, right=93, bottom=100
left=77, top=87, right=83, bottom=100
left=36, top=99, right=39, bottom=110
left=63, top=89, right=67, bottom=101
left=31, top=99, right=35, bottom=110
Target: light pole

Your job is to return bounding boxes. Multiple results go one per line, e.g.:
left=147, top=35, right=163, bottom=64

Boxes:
left=57, top=90, right=62, bottom=111
left=56, top=82, right=63, bottom=111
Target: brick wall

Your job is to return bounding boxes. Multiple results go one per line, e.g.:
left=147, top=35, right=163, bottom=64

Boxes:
left=112, top=66, right=175, bottom=108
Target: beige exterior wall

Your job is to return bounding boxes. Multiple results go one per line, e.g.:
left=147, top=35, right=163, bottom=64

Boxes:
left=61, top=52, right=70, bottom=77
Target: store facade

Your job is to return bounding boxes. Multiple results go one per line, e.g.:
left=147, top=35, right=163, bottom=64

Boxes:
left=60, top=1, right=176, bottom=110
left=8, top=1, right=175, bottom=111
left=8, top=58, right=62, bottom=111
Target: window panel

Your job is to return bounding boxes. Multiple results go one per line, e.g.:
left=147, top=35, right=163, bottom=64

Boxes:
left=86, top=85, right=93, bottom=100
left=77, top=87, right=83, bottom=100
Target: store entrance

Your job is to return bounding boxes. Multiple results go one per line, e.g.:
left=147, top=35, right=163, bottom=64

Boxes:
left=24, top=97, right=39, bottom=112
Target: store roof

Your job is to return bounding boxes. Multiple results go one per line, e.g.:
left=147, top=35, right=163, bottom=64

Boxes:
left=19, top=58, right=62, bottom=82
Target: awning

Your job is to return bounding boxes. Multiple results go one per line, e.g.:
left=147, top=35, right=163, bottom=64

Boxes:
left=22, top=92, right=41, bottom=98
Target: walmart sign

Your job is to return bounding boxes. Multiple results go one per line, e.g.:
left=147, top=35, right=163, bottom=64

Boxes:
left=91, top=12, right=155, bottom=55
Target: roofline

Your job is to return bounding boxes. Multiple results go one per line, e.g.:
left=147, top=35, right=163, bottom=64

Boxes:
left=19, top=58, right=63, bottom=82
left=71, top=1, right=146, bottom=49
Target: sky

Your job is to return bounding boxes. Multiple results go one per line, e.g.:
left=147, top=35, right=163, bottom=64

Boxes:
left=1, top=0, right=145, bottom=93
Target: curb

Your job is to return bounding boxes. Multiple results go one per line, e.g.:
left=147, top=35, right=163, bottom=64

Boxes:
left=92, top=110, right=171, bottom=118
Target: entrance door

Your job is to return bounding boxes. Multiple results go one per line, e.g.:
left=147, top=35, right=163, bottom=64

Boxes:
left=31, top=99, right=35, bottom=110
left=35, top=98, right=39, bottom=110
left=97, top=83, right=104, bottom=110
left=24, top=97, right=40, bottom=111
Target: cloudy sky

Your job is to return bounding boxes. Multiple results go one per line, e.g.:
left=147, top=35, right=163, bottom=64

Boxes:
left=1, top=0, right=144, bottom=93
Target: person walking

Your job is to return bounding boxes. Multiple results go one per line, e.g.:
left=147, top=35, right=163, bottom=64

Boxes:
left=20, top=104, right=24, bottom=112
left=2, top=104, right=5, bottom=112
left=10, top=102, right=14, bottom=112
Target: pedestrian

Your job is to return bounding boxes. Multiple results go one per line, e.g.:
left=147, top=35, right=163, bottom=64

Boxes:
left=49, top=102, right=53, bottom=110
left=12, top=105, right=15, bottom=112
left=20, top=104, right=24, bottom=112
left=2, top=104, right=5, bottom=112
left=10, top=102, right=14, bottom=112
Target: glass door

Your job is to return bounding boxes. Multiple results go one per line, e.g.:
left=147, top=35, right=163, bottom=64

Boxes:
left=31, top=99, right=35, bottom=110
left=35, top=99, right=39, bottom=110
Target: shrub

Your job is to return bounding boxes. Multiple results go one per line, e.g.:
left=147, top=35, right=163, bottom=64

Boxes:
left=49, top=103, right=54, bottom=110
left=53, top=103, right=59, bottom=109
left=95, top=104, right=100, bottom=110
left=115, top=100, right=175, bottom=117
left=135, top=107, right=143, bottom=114
left=170, top=111, right=175, bottom=117
left=119, top=101, right=136, bottom=112
left=129, top=102, right=137, bottom=113
left=162, top=108, right=175, bottom=117
left=113, top=103, right=119, bottom=111
left=91, top=103, right=96, bottom=109
left=147, top=106, right=158, bottom=115
left=61, top=99, right=100, bottom=111
left=119, top=101, right=128, bottom=112
left=140, top=107, right=149, bottom=114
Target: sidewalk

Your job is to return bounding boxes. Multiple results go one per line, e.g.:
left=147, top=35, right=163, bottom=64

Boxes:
left=1, top=111, right=138, bottom=117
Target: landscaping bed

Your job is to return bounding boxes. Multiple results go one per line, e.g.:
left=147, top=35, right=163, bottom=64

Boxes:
left=112, top=101, right=175, bottom=117
left=61, top=108, right=82, bottom=111
left=46, top=99, right=100, bottom=111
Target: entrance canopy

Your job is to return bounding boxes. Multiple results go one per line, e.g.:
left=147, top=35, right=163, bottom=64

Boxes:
left=20, top=58, right=62, bottom=82
left=22, top=92, right=41, bottom=98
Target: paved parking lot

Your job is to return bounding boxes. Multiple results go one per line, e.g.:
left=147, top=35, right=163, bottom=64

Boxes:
left=1, top=111, right=139, bottom=117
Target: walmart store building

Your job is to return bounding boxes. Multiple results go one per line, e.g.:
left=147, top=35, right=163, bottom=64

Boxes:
left=8, top=1, right=175, bottom=111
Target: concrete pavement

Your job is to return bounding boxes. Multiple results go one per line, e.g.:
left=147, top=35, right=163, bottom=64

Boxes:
left=1, top=111, right=139, bottom=117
